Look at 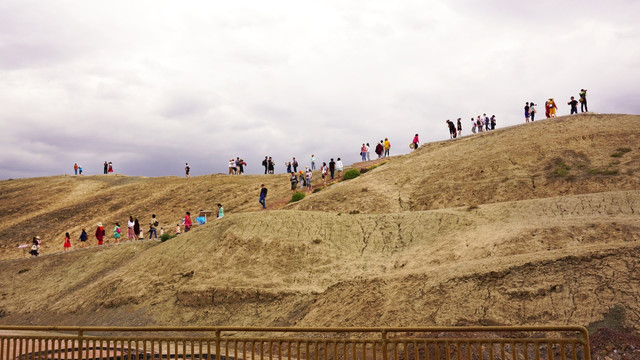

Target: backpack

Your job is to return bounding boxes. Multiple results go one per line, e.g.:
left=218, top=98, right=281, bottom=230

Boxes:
left=154, top=220, right=159, bottom=227
left=102, top=229, right=106, bottom=236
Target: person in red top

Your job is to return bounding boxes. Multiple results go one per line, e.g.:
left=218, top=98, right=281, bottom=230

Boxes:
left=412, top=134, right=419, bottom=149
left=95, top=222, right=104, bottom=245
left=184, top=212, right=192, bottom=232
left=63, top=232, right=71, bottom=251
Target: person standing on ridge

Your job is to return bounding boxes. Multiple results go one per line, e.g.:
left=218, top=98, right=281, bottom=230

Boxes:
left=524, top=102, right=530, bottom=123
left=456, top=118, right=462, bottom=137
left=412, top=134, right=420, bottom=148
left=103, top=161, right=108, bottom=174
left=268, top=157, right=275, bottom=174
left=579, top=89, right=588, bottom=112
left=305, top=167, right=312, bottom=190
left=366, top=143, right=371, bottom=161
left=471, top=118, right=476, bottom=134
left=568, top=96, right=579, bottom=115
left=490, top=115, right=496, bottom=130
left=329, top=158, right=336, bottom=180
left=74, top=163, right=78, bottom=175
left=530, top=102, right=537, bottom=121
left=310, top=154, right=316, bottom=170
left=292, top=157, right=299, bottom=173
left=375, top=141, right=383, bottom=158
left=447, top=120, right=456, bottom=139
left=548, top=98, right=558, bottom=117
left=95, top=222, right=105, bottom=245
left=384, top=138, right=391, bottom=157
left=127, top=216, right=135, bottom=241
left=321, top=162, right=328, bottom=184
left=185, top=163, right=190, bottom=178
left=544, top=100, right=551, bottom=118
left=259, top=184, right=268, bottom=209
left=360, top=144, right=368, bottom=161
left=134, top=218, right=141, bottom=239
left=262, top=156, right=269, bottom=174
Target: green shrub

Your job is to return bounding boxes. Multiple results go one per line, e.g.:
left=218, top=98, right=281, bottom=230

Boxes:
left=554, top=162, right=571, bottom=177
left=291, top=192, right=306, bottom=202
left=312, top=187, right=322, bottom=193
left=343, top=168, right=361, bottom=180
left=161, top=233, right=176, bottom=242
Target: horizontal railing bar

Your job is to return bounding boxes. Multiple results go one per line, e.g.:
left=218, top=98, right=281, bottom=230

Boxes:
left=0, top=325, right=588, bottom=333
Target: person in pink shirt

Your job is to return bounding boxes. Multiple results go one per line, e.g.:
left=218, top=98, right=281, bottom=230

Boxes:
left=412, top=134, right=419, bottom=150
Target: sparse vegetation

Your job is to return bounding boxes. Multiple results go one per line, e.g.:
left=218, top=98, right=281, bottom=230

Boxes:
left=291, top=192, right=306, bottom=202
left=611, top=148, right=631, bottom=157
left=343, top=168, right=361, bottom=180
left=161, top=233, right=177, bottom=242
left=554, top=162, right=571, bottom=177
left=312, top=187, right=322, bottom=193
left=348, top=210, right=360, bottom=214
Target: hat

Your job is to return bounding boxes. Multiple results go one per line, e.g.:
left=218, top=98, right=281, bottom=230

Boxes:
left=97, top=222, right=103, bottom=227
left=35, top=236, right=40, bottom=240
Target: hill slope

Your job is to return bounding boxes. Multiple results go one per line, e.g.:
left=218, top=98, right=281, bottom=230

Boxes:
left=0, top=113, right=639, bottom=332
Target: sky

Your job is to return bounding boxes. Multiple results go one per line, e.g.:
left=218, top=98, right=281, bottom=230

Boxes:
left=1, top=0, right=639, bottom=179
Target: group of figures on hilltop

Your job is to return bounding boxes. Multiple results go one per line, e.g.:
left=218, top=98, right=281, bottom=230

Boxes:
left=524, top=89, right=588, bottom=122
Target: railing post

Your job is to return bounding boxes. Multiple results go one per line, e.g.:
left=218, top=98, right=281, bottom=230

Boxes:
left=78, top=329, right=84, bottom=359
left=381, top=330, right=388, bottom=360
left=215, top=329, right=221, bottom=360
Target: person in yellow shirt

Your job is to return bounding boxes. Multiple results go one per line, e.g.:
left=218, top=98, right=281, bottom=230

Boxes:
left=384, top=138, right=391, bottom=157
left=548, top=98, right=558, bottom=117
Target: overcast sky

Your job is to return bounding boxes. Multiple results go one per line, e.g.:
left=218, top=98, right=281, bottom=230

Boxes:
left=1, top=0, right=639, bottom=179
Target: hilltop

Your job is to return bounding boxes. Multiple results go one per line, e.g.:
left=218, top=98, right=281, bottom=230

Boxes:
left=0, top=113, right=639, bottom=335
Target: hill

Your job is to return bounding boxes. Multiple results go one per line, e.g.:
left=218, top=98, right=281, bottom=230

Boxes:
left=0, top=113, right=639, bottom=334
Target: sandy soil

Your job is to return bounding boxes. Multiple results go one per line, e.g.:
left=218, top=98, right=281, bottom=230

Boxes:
left=0, top=113, right=639, bottom=356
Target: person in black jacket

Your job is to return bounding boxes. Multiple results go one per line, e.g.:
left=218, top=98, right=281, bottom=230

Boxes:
left=262, top=156, right=268, bottom=174
left=329, top=158, right=336, bottom=180
left=259, top=184, right=268, bottom=209
left=79, top=229, right=88, bottom=248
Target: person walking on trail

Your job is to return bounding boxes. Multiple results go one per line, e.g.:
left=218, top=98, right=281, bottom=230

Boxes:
left=63, top=232, right=71, bottom=251
left=366, top=143, right=371, bottom=161
left=484, top=114, right=490, bottom=131
left=79, top=229, right=87, bottom=248
left=185, top=163, right=190, bottom=178
left=456, top=118, right=462, bottom=137
left=548, top=98, right=558, bottom=117
left=412, top=134, right=420, bottom=148
left=579, top=89, right=588, bottom=112
left=490, top=115, right=496, bottom=130
left=30, top=236, right=41, bottom=256
left=262, top=156, right=269, bottom=174
left=127, top=216, right=135, bottom=241
left=292, top=157, right=299, bottom=173
left=134, top=218, right=141, bottom=239
left=471, top=118, right=476, bottom=134
left=310, top=154, right=316, bottom=170
left=384, top=138, right=391, bottom=157
left=321, top=162, right=328, bottom=184
left=96, top=222, right=105, bottom=245
left=476, top=116, right=483, bottom=132
left=217, top=204, right=224, bottom=219
left=360, top=144, right=368, bottom=161
left=259, top=184, right=268, bottom=209
left=447, top=120, right=456, bottom=139
left=524, top=102, right=530, bottom=123
left=74, top=163, right=78, bottom=175
left=329, top=158, right=336, bottom=180
left=184, top=212, right=192, bottom=232
left=375, top=141, right=383, bottom=159
left=530, top=102, right=537, bottom=121
left=568, top=96, right=579, bottom=115
left=149, top=214, right=159, bottom=239
left=113, top=223, right=121, bottom=243
left=544, top=100, right=550, bottom=118
left=290, top=172, right=298, bottom=191
left=103, top=161, right=108, bottom=175
left=336, top=158, right=344, bottom=178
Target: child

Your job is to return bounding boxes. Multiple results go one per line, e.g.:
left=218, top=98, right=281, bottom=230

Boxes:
left=113, top=223, right=121, bottom=243
left=159, top=227, right=164, bottom=237
left=63, top=232, right=71, bottom=251
left=217, top=204, right=224, bottom=219
left=176, top=224, right=181, bottom=235
left=79, top=229, right=87, bottom=248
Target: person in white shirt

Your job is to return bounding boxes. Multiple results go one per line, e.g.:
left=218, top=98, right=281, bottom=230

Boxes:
left=228, top=159, right=236, bottom=175
left=310, top=154, right=316, bottom=170
left=336, top=158, right=344, bottom=177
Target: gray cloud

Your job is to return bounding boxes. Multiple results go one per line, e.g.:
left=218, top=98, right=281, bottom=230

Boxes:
left=0, top=0, right=639, bottom=179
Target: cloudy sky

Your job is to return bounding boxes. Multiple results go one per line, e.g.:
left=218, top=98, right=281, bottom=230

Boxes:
left=1, top=0, right=639, bottom=179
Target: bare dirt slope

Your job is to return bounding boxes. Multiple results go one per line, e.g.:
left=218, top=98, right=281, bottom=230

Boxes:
left=0, top=113, right=639, bottom=335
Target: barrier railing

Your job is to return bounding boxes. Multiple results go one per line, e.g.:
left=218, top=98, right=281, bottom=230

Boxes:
left=0, top=326, right=590, bottom=360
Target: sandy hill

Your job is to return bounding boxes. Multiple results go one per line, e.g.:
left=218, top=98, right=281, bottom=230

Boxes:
left=0, top=113, right=639, bottom=334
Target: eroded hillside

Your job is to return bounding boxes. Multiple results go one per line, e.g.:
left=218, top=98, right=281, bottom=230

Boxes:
left=0, top=113, right=639, bottom=333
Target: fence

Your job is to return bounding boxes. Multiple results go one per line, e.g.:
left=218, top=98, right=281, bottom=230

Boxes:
left=0, top=326, right=590, bottom=360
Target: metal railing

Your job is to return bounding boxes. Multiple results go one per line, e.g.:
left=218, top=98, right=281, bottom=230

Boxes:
left=0, top=326, right=590, bottom=360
